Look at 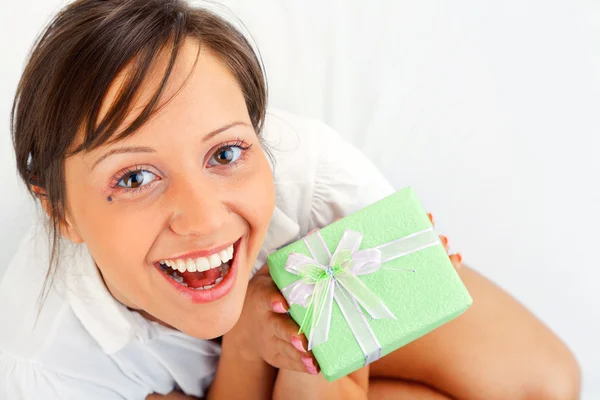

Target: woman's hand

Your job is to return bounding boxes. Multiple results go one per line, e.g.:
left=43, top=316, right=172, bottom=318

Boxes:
left=427, top=212, right=463, bottom=270
left=224, top=264, right=318, bottom=375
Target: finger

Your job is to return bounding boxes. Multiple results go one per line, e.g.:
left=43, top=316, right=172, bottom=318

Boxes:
left=272, top=351, right=314, bottom=374
left=427, top=212, right=435, bottom=226
left=269, top=353, right=307, bottom=372
left=301, top=353, right=320, bottom=375
left=439, top=235, right=449, bottom=252
left=271, top=338, right=307, bottom=372
left=272, top=313, right=303, bottom=343
left=251, top=273, right=289, bottom=313
left=272, top=346, right=319, bottom=375
left=290, top=334, right=308, bottom=353
left=266, top=287, right=290, bottom=314
left=289, top=331, right=317, bottom=371
left=271, top=313, right=312, bottom=356
left=449, top=253, right=463, bottom=270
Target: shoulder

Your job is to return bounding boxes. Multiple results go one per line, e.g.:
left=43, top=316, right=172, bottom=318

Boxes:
left=261, top=107, right=348, bottom=167
left=0, top=227, right=148, bottom=399
left=252, top=109, right=395, bottom=274
left=261, top=108, right=343, bottom=184
left=261, top=108, right=394, bottom=229
left=0, top=224, right=67, bottom=358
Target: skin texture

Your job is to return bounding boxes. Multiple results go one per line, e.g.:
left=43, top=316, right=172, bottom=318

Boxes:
left=56, top=39, right=275, bottom=340
left=46, top=39, right=580, bottom=400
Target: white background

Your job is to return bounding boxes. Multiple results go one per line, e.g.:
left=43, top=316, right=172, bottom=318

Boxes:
left=1, top=1, right=598, bottom=398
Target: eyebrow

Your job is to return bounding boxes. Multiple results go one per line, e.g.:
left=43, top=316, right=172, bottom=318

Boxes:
left=91, top=121, right=250, bottom=170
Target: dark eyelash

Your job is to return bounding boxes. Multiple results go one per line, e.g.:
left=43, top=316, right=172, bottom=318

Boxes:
left=109, top=165, right=146, bottom=189
left=209, top=139, right=253, bottom=168
left=216, top=139, right=253, bottom=153
left=107, top=139, right=252, bottom=193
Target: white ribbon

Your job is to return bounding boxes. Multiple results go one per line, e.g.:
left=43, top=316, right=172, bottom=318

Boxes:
left=281, top=227, right=440, bottom=365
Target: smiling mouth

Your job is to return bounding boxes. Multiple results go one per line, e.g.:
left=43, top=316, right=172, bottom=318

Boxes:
left=157, top=241, right=237, bottom=290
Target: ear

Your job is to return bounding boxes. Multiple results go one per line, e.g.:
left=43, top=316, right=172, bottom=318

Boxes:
left=32, top=182, right=84, bottom=244
left=58, top=213, right=84, bottom=244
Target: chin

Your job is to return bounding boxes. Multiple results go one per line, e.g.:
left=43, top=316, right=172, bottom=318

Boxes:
left=181, top=310, right=242, bottom=339
left=177, top=290, right=246, bottom=340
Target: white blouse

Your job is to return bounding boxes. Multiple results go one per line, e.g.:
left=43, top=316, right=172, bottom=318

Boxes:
left=0, top=109, right=394, bottom=399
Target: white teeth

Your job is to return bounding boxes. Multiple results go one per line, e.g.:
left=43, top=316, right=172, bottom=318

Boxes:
left=176, top=259, right=186, bottom=273
left=208, top=254, right=221, bottom=268
left=186, top=258, right=196, bottom=272
left=160, top=261, right=232, bottom=290
left=219, top=250, right=229, bottom=263
left=195, top=257, right=210, bottom=272
left=161, top=243, right=235, bottom=273
left=219, top=245, right=234, bottom=263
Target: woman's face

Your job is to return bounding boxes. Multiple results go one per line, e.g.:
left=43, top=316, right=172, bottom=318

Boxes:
left=61, top=39, right=275, bottom=339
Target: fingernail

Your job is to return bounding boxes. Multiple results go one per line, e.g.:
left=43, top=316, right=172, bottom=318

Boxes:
left=271, top=302, right=287, bottom=313
left=301, top=355, right=319, bottom=375
left=440, top=235, right=448, bottom=246
left=428, top=213, right=434, bottom=224
left=291, top=336, right=306, bottom=353
left=457, top=253, right=463, bottom=263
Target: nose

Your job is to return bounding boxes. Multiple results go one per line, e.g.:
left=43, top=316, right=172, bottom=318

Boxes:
left=168, top=176, right=229, bottom=238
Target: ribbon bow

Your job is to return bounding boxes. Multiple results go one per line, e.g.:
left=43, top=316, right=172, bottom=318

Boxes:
left=282, top=227, right=441, bottom=365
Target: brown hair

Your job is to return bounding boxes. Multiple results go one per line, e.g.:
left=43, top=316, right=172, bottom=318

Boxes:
left=10, top=0, right=267, bottom=304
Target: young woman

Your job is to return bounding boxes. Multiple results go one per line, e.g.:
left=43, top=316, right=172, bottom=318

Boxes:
left=0, top=1, right=580, bottom=399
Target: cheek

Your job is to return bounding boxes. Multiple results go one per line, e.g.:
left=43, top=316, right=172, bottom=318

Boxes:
left=235, top=154, right=275, bottom=250
left=85, top=212, right=161, bottom=270
left=243, top=154, right=274, bottom=217
left=66, top=175, right=164, bottom=283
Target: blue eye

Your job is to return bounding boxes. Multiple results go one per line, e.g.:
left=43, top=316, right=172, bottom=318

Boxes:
left=208, top=145, right=243, bottom=166
left=117, top=170, right=157, bottom=189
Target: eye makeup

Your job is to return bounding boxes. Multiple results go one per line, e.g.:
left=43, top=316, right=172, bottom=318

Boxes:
left=102, top=137, right=254, bottom=202
left=205, top=138, right=253, bottom=168
left=103, top=164, right=163, bottom=200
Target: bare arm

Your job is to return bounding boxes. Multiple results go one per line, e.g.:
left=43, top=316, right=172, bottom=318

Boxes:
left=145, top=335, right=275, bottom=400
left=206, top=333, right=276, bottom=400
left=206, top=265, right=283, bottom=399
left=273, top=366, right=369, bottom=400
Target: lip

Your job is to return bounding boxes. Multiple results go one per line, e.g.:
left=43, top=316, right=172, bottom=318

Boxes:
left=154, top=240, right=237, bottom=263
left=154, top=238, right=242, bottom=304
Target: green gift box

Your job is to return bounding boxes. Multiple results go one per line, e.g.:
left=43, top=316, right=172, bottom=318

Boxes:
left=267, top=186, right=473, bottom=382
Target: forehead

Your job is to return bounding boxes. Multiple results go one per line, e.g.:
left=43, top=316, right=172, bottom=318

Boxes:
left=88, top=38, right=246, bottom=149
